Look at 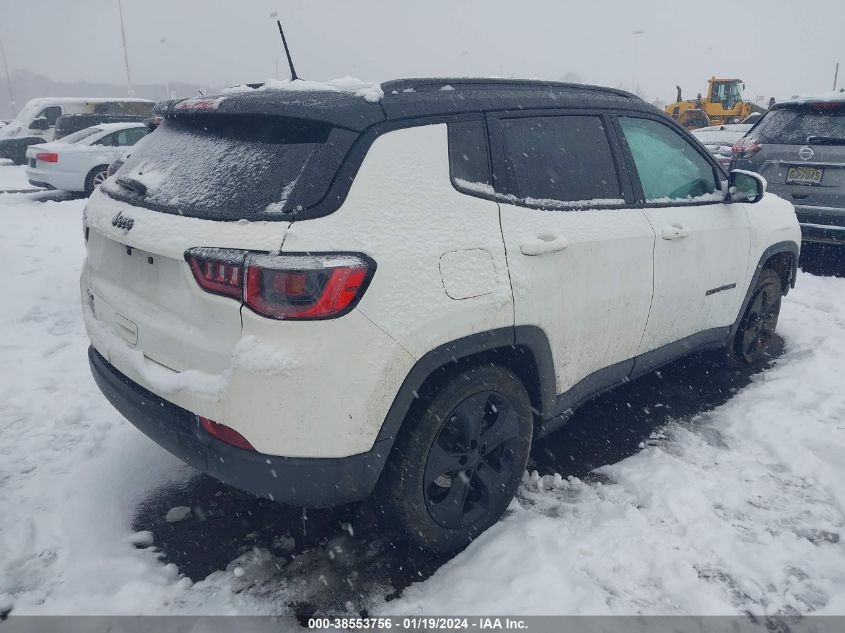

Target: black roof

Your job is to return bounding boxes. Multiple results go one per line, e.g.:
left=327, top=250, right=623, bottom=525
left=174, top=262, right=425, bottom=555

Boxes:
left=158, top=78, right=654, bottom=131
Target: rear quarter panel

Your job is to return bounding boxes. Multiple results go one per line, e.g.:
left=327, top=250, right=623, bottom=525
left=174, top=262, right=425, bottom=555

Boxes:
left=280, top=123, right=514, bottom=358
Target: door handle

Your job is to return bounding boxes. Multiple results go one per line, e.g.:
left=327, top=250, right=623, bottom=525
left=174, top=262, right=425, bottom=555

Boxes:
left=519, top=235, right=570, bottom=256
left=661, top=224, right=691, bottom=240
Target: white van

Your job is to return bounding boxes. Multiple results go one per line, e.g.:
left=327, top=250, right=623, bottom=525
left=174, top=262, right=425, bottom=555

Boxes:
left=0, top=97, right=153, bottom=164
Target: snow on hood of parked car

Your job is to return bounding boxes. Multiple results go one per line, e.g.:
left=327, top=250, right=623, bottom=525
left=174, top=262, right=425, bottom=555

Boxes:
left=220, top=76, right=385, bottom=103
left=778, top=91, right=845, bottom=106
left=692, top=125, right=751, bottom=146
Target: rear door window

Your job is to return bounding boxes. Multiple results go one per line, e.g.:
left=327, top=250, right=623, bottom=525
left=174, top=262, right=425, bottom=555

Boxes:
left=448, top=120, right=491, bottom=192
left=618, top=116, right=719, bottom=202
left=751, top=104, right=845, bottom=145
left=94, top=128, right=145, bottom=147
left=101, top=114, right=347, bottom=221
left=496, top=115, right=623, bottom=207
left=37, top=106, right=62, bottom=126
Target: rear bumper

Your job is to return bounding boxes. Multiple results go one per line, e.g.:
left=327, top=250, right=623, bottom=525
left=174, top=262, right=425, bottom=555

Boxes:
left=88, top=346, right=390, bottom=507
left=800, top=223, right=845, bottom=245
left=25, top=165, right=82, bottom=192
left=796, top=205, right=845, bottom=244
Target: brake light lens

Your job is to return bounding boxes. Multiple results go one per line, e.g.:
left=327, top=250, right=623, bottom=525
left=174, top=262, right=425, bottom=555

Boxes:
left=185, top=249, right=375, bottom=320
left=36, top=152, right=58, bottom=163
left=731, top=138, right=762, bottom=158
left=199, top=416, right=255, bottom=451
left=187, top=248, right=246, bottom=299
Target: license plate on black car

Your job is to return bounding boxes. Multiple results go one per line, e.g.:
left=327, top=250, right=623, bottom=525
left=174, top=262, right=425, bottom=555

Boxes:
left=786, top=166, right=824, bottom=185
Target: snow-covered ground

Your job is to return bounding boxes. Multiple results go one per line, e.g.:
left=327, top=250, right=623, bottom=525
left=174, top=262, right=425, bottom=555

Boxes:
left=1, top=163, right=844, bottom=616
left=0, top=159, right=36, bottom=190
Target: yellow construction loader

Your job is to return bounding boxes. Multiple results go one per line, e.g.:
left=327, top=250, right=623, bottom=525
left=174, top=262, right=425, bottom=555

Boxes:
left=665, top=77, right=764, bottom=130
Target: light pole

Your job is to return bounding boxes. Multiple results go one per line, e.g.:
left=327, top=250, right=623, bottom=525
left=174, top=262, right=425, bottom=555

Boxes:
left=0, top=35, right=15, bottom=117
left=631, top=29, right=645, bottom=95
left=116, top=0, right=134, bottom=96
left=160, top=38, right=172, bottom=98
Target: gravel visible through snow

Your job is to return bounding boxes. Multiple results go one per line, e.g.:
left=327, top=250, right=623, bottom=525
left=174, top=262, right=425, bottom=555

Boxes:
left=0, top=169, right=844, bottom=616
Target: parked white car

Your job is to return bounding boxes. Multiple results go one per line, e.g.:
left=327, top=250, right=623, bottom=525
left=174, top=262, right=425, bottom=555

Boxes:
left=81, top=79, right=800, bottom=552
left=0, top=97, right=153, bottom=164
left=692, top=123, right=753, bottom=167
left=26, top=122, right=148, bottom=195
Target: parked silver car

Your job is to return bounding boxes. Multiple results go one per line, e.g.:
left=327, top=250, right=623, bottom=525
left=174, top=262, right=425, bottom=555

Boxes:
left=692, top=123, right=753, bottom=168
left=731, top=93, right=845, bottom=245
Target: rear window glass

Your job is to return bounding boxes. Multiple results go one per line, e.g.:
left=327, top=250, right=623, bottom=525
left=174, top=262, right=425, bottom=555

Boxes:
left=93, top=102, right=154, bottom=116
left=102, top=115, right=336, bottom=221
left=498, top=115, right=622, bottom=207
left=448, top=120, right=491, bottom=189
left=57, top=127, right=102, bottom=144
left=751, top=104, right=845, bottom=145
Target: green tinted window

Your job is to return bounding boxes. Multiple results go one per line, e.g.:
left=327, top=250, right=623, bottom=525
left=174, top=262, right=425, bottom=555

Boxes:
left=619, top=117, right=717, bottom=202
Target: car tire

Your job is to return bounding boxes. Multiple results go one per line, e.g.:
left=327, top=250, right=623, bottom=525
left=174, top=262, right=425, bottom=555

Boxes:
left=726, top=268, right=782, bottom=367
left=84, top=165, right=110, bottom=197
left=378, top=364, right=533, bottom=553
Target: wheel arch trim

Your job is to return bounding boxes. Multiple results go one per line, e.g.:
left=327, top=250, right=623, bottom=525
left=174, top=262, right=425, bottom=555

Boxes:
left=374, top=325, right=557, bottom=446
left=732, top=240, right=799, bottom=337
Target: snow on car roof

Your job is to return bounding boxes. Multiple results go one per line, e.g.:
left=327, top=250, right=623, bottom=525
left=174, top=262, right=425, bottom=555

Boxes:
left=21, top=97, right=154, bottom=107
left=693, top=124, right=752, bottom=134
left=777, top=90, right=845, bottom=106
left=162, top=76, right=646, bottom=132
left=94, top=121, right=147, bottom=132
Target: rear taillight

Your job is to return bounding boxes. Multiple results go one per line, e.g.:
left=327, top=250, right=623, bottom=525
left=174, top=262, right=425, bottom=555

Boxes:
left=36, top=152, right=58, bottom=163
left=199, top=416, right=255, bottom=451
left=185, top=249, right=375, bottom=320
left=186, top=248, right=246, bottom=299
left=731, top=138, right=762, bottom=158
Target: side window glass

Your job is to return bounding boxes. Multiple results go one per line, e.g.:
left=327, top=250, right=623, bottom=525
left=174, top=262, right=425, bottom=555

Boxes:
left=618, top=117, right=718, bottom=202
left=448, top=120, right=491, bottom=192
left=38, top=106, right=62, bottom=126
left=498, top=115, right=622, bottom=207
left=94, top=132, right=117, bottom=147
left=124, top=128, right=146, bottom=145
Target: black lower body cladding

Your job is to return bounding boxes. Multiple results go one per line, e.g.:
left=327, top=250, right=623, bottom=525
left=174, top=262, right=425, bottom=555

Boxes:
left=87, top=347, right=390, bottom=507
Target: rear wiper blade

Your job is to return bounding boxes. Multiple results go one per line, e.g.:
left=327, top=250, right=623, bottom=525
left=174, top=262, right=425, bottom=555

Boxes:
left=115, top=176, right=148, bottom=197
left=806, top=135, right=845, bottom=145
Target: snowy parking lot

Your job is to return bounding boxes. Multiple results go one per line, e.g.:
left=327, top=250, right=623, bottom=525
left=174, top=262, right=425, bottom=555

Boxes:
left=1, top=163, right=844, bottom=617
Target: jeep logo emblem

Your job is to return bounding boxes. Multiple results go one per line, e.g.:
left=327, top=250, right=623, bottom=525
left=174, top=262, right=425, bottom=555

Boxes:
left=111, top=211, right=134, bottom=231
left=798, top=146, right=815, bottom=161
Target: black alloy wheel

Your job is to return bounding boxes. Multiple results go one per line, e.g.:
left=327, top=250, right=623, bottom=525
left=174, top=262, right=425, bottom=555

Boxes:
left=730, top=268, right=782, bottom=365
left=424, top=390, right=521, bottom=530
left=379, top=365, right=532, bottom=552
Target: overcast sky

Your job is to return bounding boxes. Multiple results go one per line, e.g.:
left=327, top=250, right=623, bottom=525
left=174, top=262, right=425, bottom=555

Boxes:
left=0, top=0, right=842, bottom=104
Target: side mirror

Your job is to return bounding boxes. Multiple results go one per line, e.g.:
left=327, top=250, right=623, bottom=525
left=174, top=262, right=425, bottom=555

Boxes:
left=29, top=117, right=50, bottom=131
left=728, top=169, right=765, bottom=203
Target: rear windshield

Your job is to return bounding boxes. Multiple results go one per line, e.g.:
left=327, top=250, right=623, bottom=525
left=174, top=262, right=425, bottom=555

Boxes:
left=94, top=102, right=154, bottom=116
left=751, top=104, right=845, bottom=145
left=101, top=114, right=338, bottom=221
left=57, top=127, right=102, bottom=144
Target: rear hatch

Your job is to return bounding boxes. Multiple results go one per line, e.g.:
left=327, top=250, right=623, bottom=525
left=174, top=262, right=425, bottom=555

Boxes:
left=84, top=108, right=351, bottom=374
left=738, top=102, right=845, bottom=221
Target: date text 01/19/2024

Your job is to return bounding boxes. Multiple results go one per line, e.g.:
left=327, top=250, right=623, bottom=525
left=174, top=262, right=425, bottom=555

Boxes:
left=307, top=617, right=528, bottom=630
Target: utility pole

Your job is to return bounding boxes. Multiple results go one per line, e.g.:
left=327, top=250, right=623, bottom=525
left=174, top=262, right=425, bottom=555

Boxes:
left=160, top=38, right=171, bottom=98
left=631, top=30, right=645, bottom=95
left=0, top=35, right=15, bottom=117
left=834, top=62, right=840, bottom=92
left=117, top=0, right=134, bottom=96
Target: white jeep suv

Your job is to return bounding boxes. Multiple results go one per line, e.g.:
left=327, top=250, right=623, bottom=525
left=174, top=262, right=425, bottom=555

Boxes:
left=82, top=78, right=800, bottom=552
